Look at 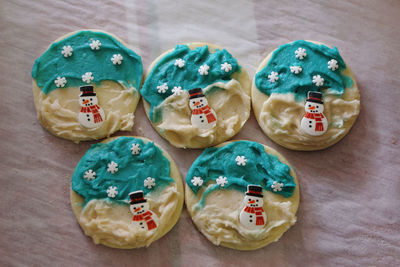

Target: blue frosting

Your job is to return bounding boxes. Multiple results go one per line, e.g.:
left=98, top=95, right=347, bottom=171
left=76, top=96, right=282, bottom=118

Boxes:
left=255, top=40, right=353, bottom=101
left=140, top=45, right=241, bottom=123
left=32, top=30, right=143, bottom=94
left=186, top=141, right=296, bottom=206
left=71, top=137, right=174, bottom=206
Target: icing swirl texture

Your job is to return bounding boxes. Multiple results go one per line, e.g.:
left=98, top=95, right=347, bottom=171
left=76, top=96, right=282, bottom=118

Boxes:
left=141, top=44, right=240, bottom=123
left=71, top=137, right=174, bottom=206
left=32, top=30, right=143, bottom=94
left=255, top=40, right=353, bottom=101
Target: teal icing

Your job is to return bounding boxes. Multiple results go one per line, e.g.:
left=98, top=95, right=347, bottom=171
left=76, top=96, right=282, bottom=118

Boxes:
left=141, top=45, right=240, bottom=123
left=255, top=40, right=353, bottom=101
left=71, top=137, right=174, bottom=206
left=32, top=30, right=143, bottom=94
left=186, top=141, right=296, bottom=207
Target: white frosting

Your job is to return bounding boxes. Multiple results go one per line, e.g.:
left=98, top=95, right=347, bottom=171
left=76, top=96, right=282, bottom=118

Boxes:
left=148, top=79, right=250, bottom=148
left=73, top=185, right=181, bottom=248
left=32, top=80, right=139, bottom=142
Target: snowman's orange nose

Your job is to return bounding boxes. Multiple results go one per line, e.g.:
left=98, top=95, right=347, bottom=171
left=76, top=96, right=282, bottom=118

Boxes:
left=248, top=200, right=255, bottom=204
left=309, top=106, right=316, bottom=110
left=134, top=207, right=141, bottom=212
left=194, top=101, right=200, bottom=106
left=83, top=99, right=90, bottom=104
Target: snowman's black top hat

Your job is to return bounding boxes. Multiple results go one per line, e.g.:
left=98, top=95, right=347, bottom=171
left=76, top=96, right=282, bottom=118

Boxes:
left=189, top=88, right=204, bottom=99
left=246, top=185, right=263, bottom=198
left=306, top=91, right=323, bottom=104
left=129, top=190, right=147, bottom=204
left=80, top=85, right=96, bottom=97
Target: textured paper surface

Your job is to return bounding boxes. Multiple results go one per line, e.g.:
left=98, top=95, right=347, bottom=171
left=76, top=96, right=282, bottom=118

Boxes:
left=0, top=0, right=399, bottom=266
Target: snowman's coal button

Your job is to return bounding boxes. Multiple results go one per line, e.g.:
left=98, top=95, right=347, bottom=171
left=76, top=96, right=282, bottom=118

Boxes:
left=201, top=120, right=204, bottom=123
left=249, top=220, right=252, bottom=222
left=249, top=215, right=252, bottom=218
left=309, top=125, right=312, bottom=128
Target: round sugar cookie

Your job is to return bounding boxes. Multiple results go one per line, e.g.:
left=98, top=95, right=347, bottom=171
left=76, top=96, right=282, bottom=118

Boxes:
left=252, top=40, right=360, bottom=151
left=32, top=30, right=143, bottom=142
left=185, top=140, right=299, bottom=250
left=141, top=43, right=251, bottom=149
left=70, top=136, right=184, bottom=248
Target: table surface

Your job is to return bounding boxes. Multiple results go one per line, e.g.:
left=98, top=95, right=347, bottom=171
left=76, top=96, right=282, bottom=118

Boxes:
left=1, top=0, right=399, bottom=266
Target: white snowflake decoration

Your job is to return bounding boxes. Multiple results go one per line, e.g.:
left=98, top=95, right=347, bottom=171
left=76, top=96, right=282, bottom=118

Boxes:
left=216, top=176, right=228, bottom=187
left=106, top=186, right=118, bottom=198
left=271, top=181, right=284, bottom=192
left=290, top=66, right=302, bottom=74
left=157, top=83, right=168, bottom=94
left=111, top=54, right=123, bottom=65
left=83, top=170, right=96, bottom=181
left=172, top=86, right=183, bottom=96
left=82, top=72, right=94, bottom=83
left=61, top=45, right=73, bottom=57
left=54, top=76, right=67, bottom=87
left=191, top=176, right=203, bottom=186
left=295, top=47, right=307, bottom=60
left=144, top=177, right=156, bottom=189
left=90, top=40, right=101, bottom=50
left=268, top=71, right=279, bottom=83
left=328, top=59, right=339, bottom=71
left=198, top=64, right=210, bottom=75
left=312, top=75, right=324, bottom=87
left=107, top=161, right=119, bottom=174
left=235, top=155, right=247, bottom=166
left=130, top=143, right=141, bottom=155
left=220, top=62, right=232, bottom=72
left=174, top=58, right=185, bottom=68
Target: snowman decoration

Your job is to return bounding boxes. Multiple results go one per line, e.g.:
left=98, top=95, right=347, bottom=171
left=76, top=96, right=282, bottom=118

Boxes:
left=129, top=190, right=158, bottom=231
left=188, top=88, right=217, bottom=130
left=78, top=86, right=105, bottom=128
left=300, top=91, right=328, bottom=136
left=239, top=185, right=267, bottom=229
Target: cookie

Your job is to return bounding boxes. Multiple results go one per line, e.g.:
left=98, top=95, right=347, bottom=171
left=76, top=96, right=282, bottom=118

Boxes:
left=252, top=40, right=360, bottom=150
left=141, top=43, right=251, bottom=148
left=70, top=136, right=184, bottom=248
left=185, top=140, right=299, bottom=250
left=32, top=30, right=143, bottom=142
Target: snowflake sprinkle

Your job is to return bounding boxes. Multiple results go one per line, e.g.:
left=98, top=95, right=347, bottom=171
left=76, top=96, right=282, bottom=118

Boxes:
left=111, top=54, right=123, bottom=65
left=61, top=45, right=73, bottom=57
left=271, top=181, right=284, bottom=192
left=198, top=64, right=210, bottom=75
left=83, top=170, right=96, bottom=181
left=328, top=59, right=339, bottom=71
left=157, top=83, right=168, bottom=94
left=290, top=66, right=302, bottom=74
left=90, top=40, right=101, bottom=50
left=295, top=47, right=307, bottom=60
left=174, top=58, right=185, bottom=68
left=312, top=75, right=324, bottom=87
left=54, top=77, right=67, bottom=87
left=235, top=155, right=247, bottom=166
left=82, top=72, right=94, bottom=83
left=268, top=71, right=279, bottom=83
left=144, top=177, right=156, bottom=189
left=106, top=186, right=118, bottom=198
left=172, top=86, right=183, bottom=96
left=191, top=176, right=203, bottom=186
left=130, top=143, right=141, bottom=155
left=107, top=161, right=119, bottom=174
left=221, top=62, right=232, bottom=72
left=216, top=176, right=228, bottom=187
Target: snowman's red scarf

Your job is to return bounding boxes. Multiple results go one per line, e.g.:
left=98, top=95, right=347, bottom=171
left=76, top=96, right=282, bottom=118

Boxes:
left=192, top=105, right=216, bottom=123
left=305, top=112, right=325, bottom=131
left=80, top=105, right=103, bottom=123
left=243, top=206, right=265, bottom=225
left=132, top=211, right=157, bottom=230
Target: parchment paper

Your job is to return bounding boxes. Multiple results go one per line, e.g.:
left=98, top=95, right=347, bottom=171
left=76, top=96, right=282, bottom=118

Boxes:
left=1, top=0, right=399, bottom=266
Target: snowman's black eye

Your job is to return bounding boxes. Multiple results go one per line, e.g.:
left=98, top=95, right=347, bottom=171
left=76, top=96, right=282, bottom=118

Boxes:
left=200, top=99, right=203, bottom=102
left=141, top=205, right=144, bottom=208
left=90, top=98, right=92, bottom=101
left=256, top=199, right=259, bottom=202
left=249, top=198, right=251, bottom=201
left=308, top=104, right=311, bottom=107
